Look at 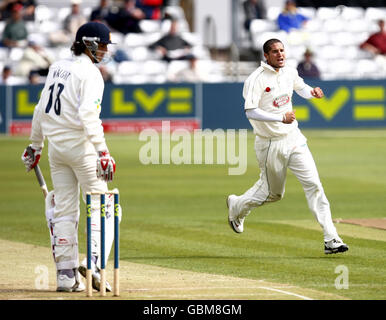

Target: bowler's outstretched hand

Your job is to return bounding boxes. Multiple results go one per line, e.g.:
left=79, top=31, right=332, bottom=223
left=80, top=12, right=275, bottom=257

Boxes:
left=311, top=87, right=324, bottom=98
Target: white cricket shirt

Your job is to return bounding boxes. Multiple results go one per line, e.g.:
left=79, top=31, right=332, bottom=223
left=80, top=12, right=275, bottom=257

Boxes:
left=243, top=61, right=308, bottom=139
left=30, top=53, right=107, bottom=152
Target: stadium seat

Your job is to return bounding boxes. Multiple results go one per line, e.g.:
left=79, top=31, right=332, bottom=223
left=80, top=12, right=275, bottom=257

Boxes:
left=297, top=7, right=316, bottom=19
left=191, top=46, right=211, bottom=60
left=266, top=7, right=281, bottom=21
left=181, top=32, right=202, bottom=46
left=327, top=59, right=356, bottom=76
left=345, top=45, right=364, bottom=59
left=0, top=48, right=9, bottom=62
left=113, top=74, right=148, bottom=84
left=323, top=18, right=345, bottom=32
left=344, top=19, right=371, bottom=33
left=143, top=60, right=168, bottom=75
left=356, top=59, right=379, bottom=74
left=364, top=7, right=386, bottom=21
left=314, top=58, right=330, bottom=74
left=329, top=32, right=357, bottom=46
left=38, top=20, right=62, bottom=33
left=307, top=31, right=330, bottom=47
left=285, top=58, right=298, bottom=69
left=8, top=48, right=24, bottom=62
left=139, top=20, right=162, bottom=33
left=25, top=21, right=38, bottom=33
left=57, top=47, right=72, bottom=60
left=316, top=7, right=340, bottom=20
left=167, top=60, right=190, bottom=77
left=252, top=31, right=287, bottom=50
left=285, top=45, right=306, bottom=60
left=249, top=19, right=277, bottom=33
left=117, top=61, right=142, bottom=76
left=124, top=33, right=148, bottom=47
left=58, top=7, right=71, bottom=22
left=27, top=32, right=49, bottom=47
left=303, top=18, right=323, bottom=32
left=110, top=32, right=124, bottom=46
left=318, top=45, right=344, bottom=60
left=34, top=5, right=55, bottom=23
left=340, top=6, right=365, bottom=20
left=129, top=46, right=151, bottom=61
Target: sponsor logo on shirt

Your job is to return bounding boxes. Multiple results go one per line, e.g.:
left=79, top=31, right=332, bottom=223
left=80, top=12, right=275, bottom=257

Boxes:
left=273, top=94, right=290, bottom=108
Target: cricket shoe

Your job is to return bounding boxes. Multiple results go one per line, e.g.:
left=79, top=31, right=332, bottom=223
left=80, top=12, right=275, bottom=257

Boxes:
left=324, top=238, right=349, bottom=254
left=56, top=269, right=85, bottom=292
left=79, top=258, right=112, bottom=292
left=227, top=195, right=245, bottom=233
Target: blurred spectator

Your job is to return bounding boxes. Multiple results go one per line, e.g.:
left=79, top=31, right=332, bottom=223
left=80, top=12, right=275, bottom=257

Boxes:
left=0, top=65, right=23, bottom=85
left=360, top=19, right=386, bottom=56
left=49, top=0, right=87, bottom=46
left=149, top=17, right=193, bottom=62
left=107, top=0, right=145, bottom=34
left=277, top=0, right=308, bottom=33
left=360, top=19, right=386, bottom=72
left=15, top=40, right=53, bottom=77
left=136, top=0, right=163, bottom=20
left=28, top=70, right=40, bottom=84
left=0, top=0, right=36, bottom=21
left=90, top=0, right=113, bottom=23
left=63, top=0, right=88, bottom=39
left=297, top=48, right=320, bottom=79
left=1, top=3, right=28, bottom=48
left=243, top=0, right=267, bottom=31
left=113, top=48, right=130, bottom=63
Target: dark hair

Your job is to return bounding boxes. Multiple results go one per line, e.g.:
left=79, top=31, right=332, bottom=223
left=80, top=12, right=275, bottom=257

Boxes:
left=71, top=41, right=86, bottom=56
left=263, top=39, right=283, bottom=54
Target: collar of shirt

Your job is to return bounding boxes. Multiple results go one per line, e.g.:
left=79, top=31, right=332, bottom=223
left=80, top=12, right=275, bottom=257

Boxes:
left=78, top=53, right=94, bottom=65
left=261, top=61, right=283, bottom=74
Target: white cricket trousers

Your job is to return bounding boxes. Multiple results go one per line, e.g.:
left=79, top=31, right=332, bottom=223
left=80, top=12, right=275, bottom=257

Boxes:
left=47, top=137, right=114, bottom=271
left=234, top=128, right=339, bottom=241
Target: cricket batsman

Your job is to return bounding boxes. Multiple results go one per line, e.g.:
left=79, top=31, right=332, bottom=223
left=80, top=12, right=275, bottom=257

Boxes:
left=227, top=39, right=348, bottom=255
left=21, top=22, right=121, bottom=292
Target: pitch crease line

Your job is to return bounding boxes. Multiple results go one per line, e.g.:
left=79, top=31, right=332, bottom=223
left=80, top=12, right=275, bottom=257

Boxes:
left=258, top=286, right=313, bottom=300
left=127, top=285, right=298, bottom=292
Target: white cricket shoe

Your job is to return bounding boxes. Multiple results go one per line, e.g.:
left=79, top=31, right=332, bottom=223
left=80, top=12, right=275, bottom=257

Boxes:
left=56, top=270, right=85, bottom=292
left=78, top=258, right=112, bottom=292
left=227, top=195, right=245, bottom=233
left=324, top=238, right=349, bottom=254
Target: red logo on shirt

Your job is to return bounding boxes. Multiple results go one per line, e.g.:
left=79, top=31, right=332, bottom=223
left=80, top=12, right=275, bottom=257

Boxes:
left=273, top=94, right=290, bottom=108
left=265, top=87, right=271, bottom=92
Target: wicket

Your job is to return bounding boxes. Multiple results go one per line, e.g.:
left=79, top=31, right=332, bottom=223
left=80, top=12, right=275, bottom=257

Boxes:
left=86, top=191, right=119, bottom=297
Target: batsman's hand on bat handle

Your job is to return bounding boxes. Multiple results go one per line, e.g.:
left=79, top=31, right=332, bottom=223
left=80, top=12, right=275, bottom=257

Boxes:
left=22, top=144, right=42, bottom=172
left=96, top=150, right=116, bottom=182
left=282, top=111, right=296, bottom=124
left=311, top=87, right=324, bottom=99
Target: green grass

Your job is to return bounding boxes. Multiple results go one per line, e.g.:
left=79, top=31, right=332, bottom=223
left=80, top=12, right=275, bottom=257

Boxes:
left=1, top=129, right=386, bottom=300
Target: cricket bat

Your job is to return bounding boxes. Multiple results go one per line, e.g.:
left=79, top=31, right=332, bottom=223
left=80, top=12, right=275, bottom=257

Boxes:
left=26, top=146, right=49, bottom=198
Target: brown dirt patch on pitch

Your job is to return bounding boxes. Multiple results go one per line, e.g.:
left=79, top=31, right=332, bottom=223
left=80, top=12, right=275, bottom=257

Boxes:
left=333, top=218, right=386, bottom=230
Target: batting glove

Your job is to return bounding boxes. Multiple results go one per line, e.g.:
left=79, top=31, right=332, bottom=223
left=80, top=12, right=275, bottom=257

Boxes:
left=96, top=151, right=116, bottom=182
left=21, top=144, right=42, bottom=172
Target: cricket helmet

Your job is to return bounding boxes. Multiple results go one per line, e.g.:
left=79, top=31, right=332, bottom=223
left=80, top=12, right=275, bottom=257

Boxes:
left=75, top=22, right=114, bottom=45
